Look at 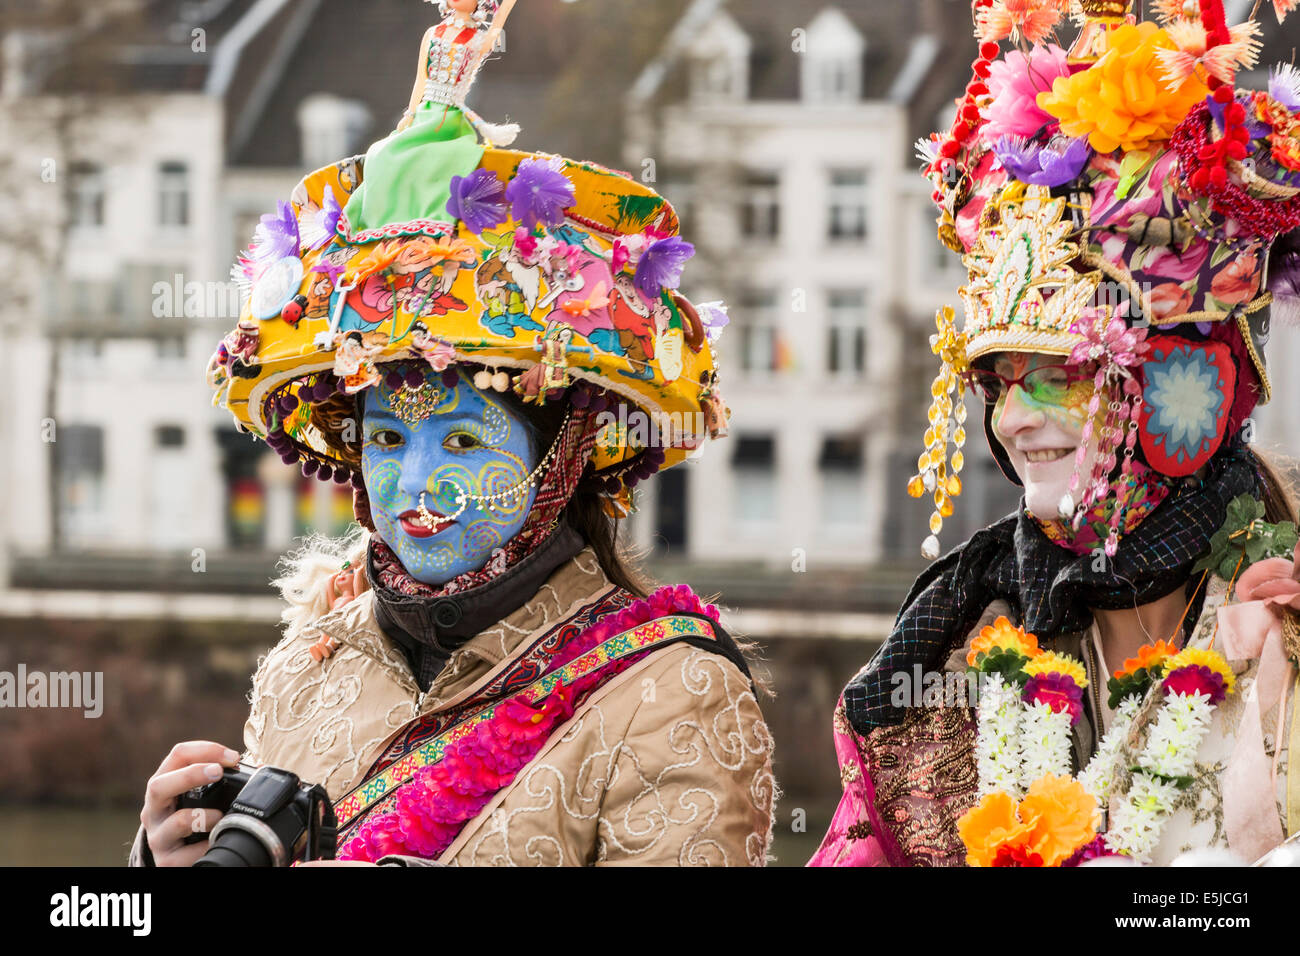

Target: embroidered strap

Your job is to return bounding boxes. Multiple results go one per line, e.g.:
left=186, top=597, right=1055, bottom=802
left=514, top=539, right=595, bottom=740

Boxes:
left=332, top=613, right=716, bottom=830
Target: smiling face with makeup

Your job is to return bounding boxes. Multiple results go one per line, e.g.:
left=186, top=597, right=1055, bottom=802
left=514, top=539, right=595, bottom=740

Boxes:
left=361, top=366, right=538, bottom=586
left=987, top=351, right=1104, bottom=522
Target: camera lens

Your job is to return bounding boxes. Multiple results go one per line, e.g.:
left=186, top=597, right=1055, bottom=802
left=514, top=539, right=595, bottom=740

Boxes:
left=193, top=829, right=275, bottom=868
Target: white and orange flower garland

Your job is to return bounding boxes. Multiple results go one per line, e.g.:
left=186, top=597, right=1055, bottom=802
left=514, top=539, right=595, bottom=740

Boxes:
left=960, top=617, right=1236, bottom=865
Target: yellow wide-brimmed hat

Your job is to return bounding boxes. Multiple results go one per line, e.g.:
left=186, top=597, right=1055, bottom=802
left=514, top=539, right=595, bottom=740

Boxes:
left=207, top=148, right=730, bottom=492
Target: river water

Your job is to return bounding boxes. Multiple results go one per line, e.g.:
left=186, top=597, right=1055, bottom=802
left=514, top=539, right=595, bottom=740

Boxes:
left=0, top=806, right=824, bottom=866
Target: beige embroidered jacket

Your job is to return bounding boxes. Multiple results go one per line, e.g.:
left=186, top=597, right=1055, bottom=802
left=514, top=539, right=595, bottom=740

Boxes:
left=190, top=549, right=775, bottom=866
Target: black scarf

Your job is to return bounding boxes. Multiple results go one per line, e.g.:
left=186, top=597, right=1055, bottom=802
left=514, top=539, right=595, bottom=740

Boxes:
left=843, top=442, right=1261, bottom=734
left=367, top=521, right=586, bottom=692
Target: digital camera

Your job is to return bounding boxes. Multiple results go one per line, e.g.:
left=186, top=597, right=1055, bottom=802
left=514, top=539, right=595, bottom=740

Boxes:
left=177, top=763, right=337, bottom=867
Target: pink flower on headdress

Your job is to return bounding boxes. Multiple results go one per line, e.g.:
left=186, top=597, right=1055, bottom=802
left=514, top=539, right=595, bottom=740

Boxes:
left=1068, top=312, right=1151, bottom=374
left=982, top=45, right=1074, bottom=144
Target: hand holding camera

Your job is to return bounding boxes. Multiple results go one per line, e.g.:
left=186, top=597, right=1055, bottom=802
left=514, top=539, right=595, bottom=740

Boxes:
left=141, top=741, right=337, bottom=867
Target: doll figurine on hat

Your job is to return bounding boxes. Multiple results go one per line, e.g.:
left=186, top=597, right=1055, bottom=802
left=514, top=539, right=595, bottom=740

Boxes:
left=338, top=0, right=520, bottom=247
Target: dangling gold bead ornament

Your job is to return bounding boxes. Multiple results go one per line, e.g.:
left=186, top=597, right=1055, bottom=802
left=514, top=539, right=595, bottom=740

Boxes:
left=909, top=306, right=969, bottom=559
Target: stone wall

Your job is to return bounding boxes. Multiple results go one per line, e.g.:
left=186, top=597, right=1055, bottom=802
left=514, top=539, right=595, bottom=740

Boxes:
left=0, top=614, right=878, bottom=814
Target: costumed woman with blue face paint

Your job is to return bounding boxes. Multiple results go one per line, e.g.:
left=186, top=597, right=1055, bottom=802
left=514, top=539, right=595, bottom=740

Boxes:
left=131, top=0, right=772, bottom=867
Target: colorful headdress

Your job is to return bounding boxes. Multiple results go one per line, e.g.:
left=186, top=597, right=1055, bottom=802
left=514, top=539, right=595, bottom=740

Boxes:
left=912, top=0, right=1300, bottom=558
left=207, top=25, right=729, bottom=516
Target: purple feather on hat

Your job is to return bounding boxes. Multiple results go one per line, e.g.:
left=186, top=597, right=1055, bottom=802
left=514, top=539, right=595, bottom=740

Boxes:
left=634, top=236, right=695, bottom=301
left=1270, top=64, right=1300, bottom=113
left=252, top=200, right=300, bottom=266
left=505, top=157, right=574, bottom=230
left=993, top=135, right=1092, bottom=188
left=301, top=187, right=342, bottom=251
left=447, top=168, right=509, bottom=234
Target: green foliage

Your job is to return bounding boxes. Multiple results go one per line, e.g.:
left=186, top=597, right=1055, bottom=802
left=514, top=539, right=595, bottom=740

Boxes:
left=1192, top=494, right=1298, bottom=581
left=1131, top=767, right=1195, bottom=790
left=1107, top=670, right=1154, bottom=710
left=969, top=650, right=1031, bottom=687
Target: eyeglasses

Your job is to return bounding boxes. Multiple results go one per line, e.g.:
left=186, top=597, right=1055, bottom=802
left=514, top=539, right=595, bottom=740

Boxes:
left=960, top=365, right=1093, bottom=406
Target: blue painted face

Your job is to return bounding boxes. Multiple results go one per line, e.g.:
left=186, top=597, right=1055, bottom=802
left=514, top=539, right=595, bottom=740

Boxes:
left=361, top=367, right=538, bottom=586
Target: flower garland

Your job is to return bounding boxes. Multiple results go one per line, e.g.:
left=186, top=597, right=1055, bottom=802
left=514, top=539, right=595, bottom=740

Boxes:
left=1105, top=647, right=1236, bottom=861
left=959, top=618, right=1237, bottom=865
left=337, top=585, right=720, bottom=863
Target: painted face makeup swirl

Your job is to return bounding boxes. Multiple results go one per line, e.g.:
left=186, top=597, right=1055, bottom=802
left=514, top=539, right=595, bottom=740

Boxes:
left=361, top=366, right=538, bottom=586
left=989, top=351, right=1105, bottom=522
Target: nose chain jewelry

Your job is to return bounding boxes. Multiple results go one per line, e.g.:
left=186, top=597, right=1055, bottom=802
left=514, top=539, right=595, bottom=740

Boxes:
left=415, top=408, right=572, bottom=527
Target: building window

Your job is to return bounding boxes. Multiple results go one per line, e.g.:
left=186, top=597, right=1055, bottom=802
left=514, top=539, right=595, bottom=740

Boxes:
left=155, top=425, right=185, bottom=448
left=827, top=290, right=868, bottom=378
left=294, top=476, right=358, bottom=538
left=802, top=8, right=864, bottom=104
left=738, top=290, right=779, bottom=376
left=687, top=11, right=750, bottom=103
left=69, top=162, right=105, bottom=228
left=741, top=171, right=780, bottom=241
left=57, top=424, right=106, bottom=546
left=691, top=53, right=747, bottom=103
left=298, top=94, right=373, bottom=170
left=732, top=435, right=776, bottom=526
left=828, top=169, right=868, bottom=242
left=819, top=436, right=865, bottom=529
left=158, top=161, right=190, bottom=228
left=810, top=58, right=859, bottom=103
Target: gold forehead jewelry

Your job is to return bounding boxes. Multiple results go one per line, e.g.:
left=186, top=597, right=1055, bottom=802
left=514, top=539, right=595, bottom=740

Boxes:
left=391, top=382, right=441, bottom=427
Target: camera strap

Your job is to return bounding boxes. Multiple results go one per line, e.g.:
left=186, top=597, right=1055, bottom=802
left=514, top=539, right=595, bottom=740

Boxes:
left=332, top=611, right=735, bottom=835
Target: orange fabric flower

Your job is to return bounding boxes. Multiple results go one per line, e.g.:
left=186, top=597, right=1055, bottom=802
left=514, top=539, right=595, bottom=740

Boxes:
left=1019, top=774, right=1100, bottom=867
left=966, top=615, right=1042, bottom=667
left=977, top=0, right=1065, bottom=46
left=1037, top=22, right=1209, bottom=154
left=1115, top=638, right=1179, bottom=679
left=957, top=791, right=1041, bottom=867
left=346, top=240, right=404, bottom=284
left=1210, top=252, right=1262, bottom=305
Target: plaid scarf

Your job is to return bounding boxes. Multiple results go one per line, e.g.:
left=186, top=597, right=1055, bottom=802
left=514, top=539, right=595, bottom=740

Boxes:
left=371, top=405, right=599, bottom=598
left=843, top=441, right=1261, bottom=734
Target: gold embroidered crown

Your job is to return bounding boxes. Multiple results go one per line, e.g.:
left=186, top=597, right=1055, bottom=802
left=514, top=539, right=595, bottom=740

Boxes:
left=961, top=184, right=1102, bottom=363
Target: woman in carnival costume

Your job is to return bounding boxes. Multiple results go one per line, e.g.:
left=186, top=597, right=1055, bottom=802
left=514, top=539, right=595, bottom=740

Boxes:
left=134, top=2, right=771, bottom=867
left=812, top=0, right=1300, bottom=867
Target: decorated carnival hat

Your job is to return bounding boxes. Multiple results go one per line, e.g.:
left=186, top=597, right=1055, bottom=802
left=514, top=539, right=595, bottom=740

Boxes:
left=207, top=12, right=730, bottom=516
left=911, top=0, right=1300, bottom=558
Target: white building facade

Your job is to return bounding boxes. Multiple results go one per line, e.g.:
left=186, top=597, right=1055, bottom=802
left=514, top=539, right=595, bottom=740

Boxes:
left=622, top=4, right=1016, bottom=568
